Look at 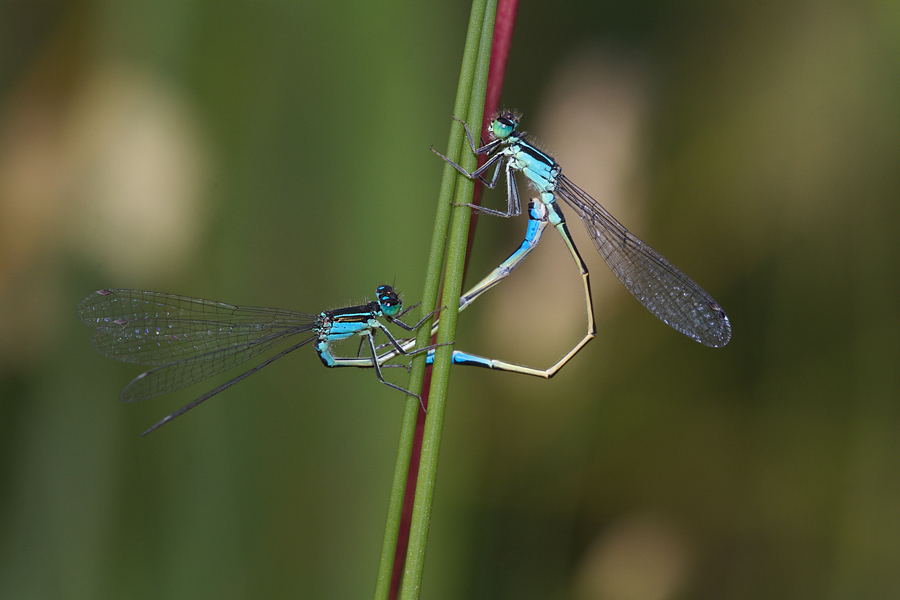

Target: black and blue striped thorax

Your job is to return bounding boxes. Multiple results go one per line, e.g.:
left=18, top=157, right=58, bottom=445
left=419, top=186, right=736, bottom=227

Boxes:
left=316, top=285, right=402, bottom=343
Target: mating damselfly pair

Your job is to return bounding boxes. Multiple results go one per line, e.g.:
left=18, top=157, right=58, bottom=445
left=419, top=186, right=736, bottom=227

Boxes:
left=78, top=111, right=730, bottom=434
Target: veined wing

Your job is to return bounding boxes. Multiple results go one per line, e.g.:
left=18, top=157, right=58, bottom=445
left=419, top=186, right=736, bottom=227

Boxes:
left=77, top=289, right=319, bottom=401
left=556, top=177, right=731, bottom=347
left=117, top=330, right=317, bottom=402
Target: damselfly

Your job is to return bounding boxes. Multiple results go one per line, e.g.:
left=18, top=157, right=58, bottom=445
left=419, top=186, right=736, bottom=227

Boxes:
left=432, top=111, right=731, bottom=376
left=77, top=285, right=435, bottom=435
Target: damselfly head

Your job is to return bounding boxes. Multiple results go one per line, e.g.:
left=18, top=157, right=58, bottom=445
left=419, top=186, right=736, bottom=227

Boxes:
left=376, top=285, right=402, bottom=316
left=490, top=110, right=521, bottom=140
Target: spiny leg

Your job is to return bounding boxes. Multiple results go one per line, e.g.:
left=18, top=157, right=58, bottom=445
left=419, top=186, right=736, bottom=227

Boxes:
left=359, top=330, right=421, bottom=399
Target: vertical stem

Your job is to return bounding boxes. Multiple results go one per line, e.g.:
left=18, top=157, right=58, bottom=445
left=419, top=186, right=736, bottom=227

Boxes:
left=373, top=1, right=494, bottom=599
left=398, top=1, right=497, bottom=598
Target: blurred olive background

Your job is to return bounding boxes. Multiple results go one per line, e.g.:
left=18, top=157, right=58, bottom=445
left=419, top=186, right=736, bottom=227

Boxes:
left=2, top=1, right=899, bottom=599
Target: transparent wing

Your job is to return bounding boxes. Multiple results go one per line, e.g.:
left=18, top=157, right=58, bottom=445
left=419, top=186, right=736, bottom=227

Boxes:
left=77, top=289, right=319, bottom=401
left=556, top=177, right=731, bottom=347
left=117, top=332, right=317, bottom=402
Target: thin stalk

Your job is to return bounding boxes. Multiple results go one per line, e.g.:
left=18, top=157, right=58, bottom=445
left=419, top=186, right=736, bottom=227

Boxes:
left=398, top=1, right=497, bottom=598
left=373, top=1, right=494, bottom=599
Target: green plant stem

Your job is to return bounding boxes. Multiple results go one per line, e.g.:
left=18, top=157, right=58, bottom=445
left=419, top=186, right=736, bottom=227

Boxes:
left=372, top=1, right=496, bottom=598
left=398, top=1, right=497, bottom=598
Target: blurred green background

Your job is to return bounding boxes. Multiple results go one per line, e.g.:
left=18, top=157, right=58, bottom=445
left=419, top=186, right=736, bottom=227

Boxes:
left=2, top=1, right=899, bottom=598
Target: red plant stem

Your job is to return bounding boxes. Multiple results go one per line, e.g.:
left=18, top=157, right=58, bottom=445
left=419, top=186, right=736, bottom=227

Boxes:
left=388, top=2, right=518, bottom=598
left=472, top=0, right=519, bottom=211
